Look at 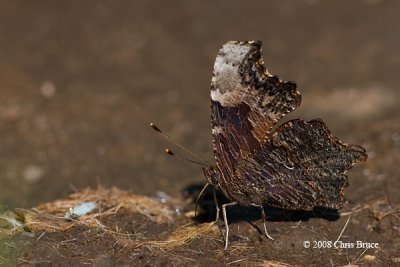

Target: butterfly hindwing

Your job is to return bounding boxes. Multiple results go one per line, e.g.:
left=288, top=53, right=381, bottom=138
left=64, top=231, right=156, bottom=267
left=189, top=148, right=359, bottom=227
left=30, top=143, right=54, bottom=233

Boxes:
left=234, top=119, right=367, bottom=208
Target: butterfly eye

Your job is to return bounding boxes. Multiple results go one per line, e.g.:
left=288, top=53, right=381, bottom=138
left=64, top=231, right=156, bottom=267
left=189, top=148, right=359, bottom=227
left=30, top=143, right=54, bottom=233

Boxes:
left=204, top=167, right=219, bottom=186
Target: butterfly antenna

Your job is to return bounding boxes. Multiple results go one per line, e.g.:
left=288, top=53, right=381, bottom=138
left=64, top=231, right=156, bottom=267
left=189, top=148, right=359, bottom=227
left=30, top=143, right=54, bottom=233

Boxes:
left=150, top=122, right=211, bottom=166
left=164, top=148, right=208, bottom=167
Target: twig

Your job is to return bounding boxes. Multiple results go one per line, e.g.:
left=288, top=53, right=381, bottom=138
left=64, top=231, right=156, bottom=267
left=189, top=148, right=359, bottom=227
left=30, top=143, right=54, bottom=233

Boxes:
left=335, top=215, right=351, bottom=243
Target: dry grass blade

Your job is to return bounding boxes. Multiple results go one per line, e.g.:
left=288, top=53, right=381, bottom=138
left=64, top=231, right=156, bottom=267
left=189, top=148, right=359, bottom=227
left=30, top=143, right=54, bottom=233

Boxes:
left=34, top=187, right=175, bottom=224
left=139, top=222, right=218, bottom=250
left=258, top=260, right=300, bottom=267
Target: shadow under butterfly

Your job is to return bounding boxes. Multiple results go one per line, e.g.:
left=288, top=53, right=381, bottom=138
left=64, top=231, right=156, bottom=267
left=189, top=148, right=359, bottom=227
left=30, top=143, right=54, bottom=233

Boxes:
left=151, top=41, right=367, bottom=250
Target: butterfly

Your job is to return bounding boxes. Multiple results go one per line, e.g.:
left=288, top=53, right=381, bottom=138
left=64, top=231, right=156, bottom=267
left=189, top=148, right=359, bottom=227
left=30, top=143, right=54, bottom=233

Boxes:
left=201, top=41, right=367, bottom=249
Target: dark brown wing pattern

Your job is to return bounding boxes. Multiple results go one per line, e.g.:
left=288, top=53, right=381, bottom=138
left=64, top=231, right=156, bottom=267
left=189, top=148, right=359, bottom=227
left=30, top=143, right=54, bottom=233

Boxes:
left=210, top=41, right=367, bottom=209
left=211, top=41, right=301, bottom=182
left=234, top=119, right=367, bottom=208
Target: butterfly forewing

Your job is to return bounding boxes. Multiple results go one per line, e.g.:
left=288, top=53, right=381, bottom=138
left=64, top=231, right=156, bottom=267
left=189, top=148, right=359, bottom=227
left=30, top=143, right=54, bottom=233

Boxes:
left=211, top=41, right=301, bottom=186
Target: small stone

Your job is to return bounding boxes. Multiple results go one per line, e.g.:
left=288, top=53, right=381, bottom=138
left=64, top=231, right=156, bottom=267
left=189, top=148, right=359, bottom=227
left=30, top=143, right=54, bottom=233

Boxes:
left=363, top=255, right=377, bottom=264
left=40, top=81, right=56, bottom=98
left=23, top=165, right=44, bottom=183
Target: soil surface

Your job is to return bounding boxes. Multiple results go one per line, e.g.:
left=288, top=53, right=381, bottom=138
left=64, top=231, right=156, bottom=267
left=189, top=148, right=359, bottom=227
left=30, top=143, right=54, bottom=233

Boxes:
left=0, top=1, right=399, bottom=266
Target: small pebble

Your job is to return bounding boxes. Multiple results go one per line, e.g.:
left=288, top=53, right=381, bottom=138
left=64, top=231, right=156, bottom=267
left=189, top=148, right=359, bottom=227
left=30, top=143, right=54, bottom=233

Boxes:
left=363, top=254, right=377, bottom=264
left=23, top=165, right=44, bottom=183
left=40, top=81, right=56, bottom=98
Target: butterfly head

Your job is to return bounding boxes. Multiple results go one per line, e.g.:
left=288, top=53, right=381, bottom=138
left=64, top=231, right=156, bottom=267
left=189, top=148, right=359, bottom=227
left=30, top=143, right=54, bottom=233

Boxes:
left=202, top=166, right=221, bottom=187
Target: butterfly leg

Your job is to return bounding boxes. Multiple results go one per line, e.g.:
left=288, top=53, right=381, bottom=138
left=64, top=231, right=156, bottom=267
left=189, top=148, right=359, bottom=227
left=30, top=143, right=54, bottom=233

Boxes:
left=194, top=183, right=210, bottom=223
left=257, top=205, right=274, bottom=240
left=212, top=188, right=220, bottom=223
left=222, top=202, right=238, bottom=250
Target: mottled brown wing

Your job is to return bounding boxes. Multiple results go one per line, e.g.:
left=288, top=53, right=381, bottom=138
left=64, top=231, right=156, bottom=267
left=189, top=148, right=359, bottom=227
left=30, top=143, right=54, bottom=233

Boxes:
left=231, top=119, right=367, bottom=209
left=211, top=41, right=301, bottom=180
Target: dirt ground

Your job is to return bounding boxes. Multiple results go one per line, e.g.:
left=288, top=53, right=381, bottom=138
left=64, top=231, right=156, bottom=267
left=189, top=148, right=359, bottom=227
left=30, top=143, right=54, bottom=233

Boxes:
left=0, top=1, right=399, bottom=266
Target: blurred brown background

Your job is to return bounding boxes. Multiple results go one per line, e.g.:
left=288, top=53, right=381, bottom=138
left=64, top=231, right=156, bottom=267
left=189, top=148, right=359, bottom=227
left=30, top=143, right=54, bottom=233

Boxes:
left=0, top=0, right=398, bottom=209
